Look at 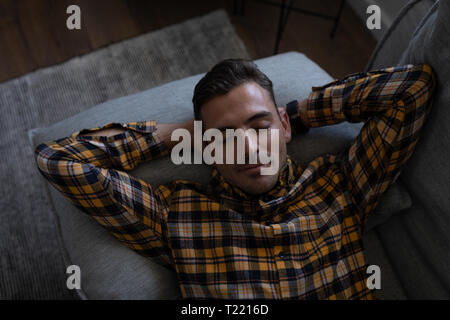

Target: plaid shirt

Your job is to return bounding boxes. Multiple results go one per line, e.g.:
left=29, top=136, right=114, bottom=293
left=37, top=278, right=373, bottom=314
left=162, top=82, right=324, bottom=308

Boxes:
left=35, top=64, right=435, bottom=299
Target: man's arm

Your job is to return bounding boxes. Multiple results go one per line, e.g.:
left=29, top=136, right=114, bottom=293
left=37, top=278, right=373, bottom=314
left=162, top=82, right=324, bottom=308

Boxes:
left=81, top=119, right=194, bottom=150
left=289, top=64, right=436, bottom=228
left=35, top=119, right=193, bottom=268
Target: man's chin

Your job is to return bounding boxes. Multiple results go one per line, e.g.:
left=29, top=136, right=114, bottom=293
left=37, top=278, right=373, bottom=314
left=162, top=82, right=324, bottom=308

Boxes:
left=238, top=175, right=279, bottom=195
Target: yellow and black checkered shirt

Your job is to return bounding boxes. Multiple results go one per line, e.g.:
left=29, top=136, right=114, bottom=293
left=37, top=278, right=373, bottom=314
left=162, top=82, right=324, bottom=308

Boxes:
left=35, top=64, right=435, bottom=299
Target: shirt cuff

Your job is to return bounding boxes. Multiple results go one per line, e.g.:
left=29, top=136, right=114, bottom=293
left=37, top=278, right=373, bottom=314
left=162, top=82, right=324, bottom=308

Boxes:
left=286, top=100, right=309, bottom=134
left=71, top=120, right=157, bottom=140
left=71, top=120, right=169, bottom=160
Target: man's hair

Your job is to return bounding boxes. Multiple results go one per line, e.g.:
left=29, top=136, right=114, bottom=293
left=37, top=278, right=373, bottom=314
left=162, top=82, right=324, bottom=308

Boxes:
left=192, top=58, right=277, bottom=120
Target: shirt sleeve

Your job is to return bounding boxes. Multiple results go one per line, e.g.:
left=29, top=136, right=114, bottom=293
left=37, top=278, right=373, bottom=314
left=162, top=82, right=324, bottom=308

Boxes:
left=34, top=120, right=174, bottom=269
left=296, top=64, right=436, bottom=228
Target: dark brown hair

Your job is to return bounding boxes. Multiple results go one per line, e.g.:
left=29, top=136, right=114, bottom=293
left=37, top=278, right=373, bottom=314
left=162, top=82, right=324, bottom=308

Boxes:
left=192, top=58, right=277, bottom=120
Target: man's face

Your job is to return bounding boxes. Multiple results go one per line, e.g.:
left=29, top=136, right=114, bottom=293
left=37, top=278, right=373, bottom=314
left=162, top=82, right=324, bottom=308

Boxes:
left=201, top=81, right=292, bottom=195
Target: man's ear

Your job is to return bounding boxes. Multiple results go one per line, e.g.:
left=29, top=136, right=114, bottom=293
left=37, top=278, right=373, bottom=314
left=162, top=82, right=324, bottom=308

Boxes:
left=278, top=107, right=292, bottom=144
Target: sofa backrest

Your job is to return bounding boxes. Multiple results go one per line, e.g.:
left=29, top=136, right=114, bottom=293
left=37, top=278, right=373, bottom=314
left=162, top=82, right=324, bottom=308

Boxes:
left=366, top=0, right=436, bottom=70
left=398, top=0, right=450, bottom=219
left=366, top=0, right=450, bottom=298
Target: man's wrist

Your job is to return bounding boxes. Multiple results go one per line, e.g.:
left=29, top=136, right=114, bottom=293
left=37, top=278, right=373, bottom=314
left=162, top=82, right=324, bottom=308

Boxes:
left=298, top=99, right=310, bottom=128
left=286, top=99, right=310, bottom=134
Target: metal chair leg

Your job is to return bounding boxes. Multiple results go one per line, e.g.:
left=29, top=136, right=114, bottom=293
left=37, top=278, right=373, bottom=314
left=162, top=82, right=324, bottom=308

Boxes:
left=233, top=0, right=238, bottom=15
left=274, top=0, right=287, bottom=54
left=330, top=0, right=345, bottom=38
left=240, top=0, right=246, bottom=15
left=274, top=0, right=294, bottom=54
left=233, top=0, right=245, bottom=15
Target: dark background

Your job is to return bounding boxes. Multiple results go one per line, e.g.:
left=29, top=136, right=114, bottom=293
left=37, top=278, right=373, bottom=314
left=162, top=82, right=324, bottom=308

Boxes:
left=0, top=0, right=376, bottom=83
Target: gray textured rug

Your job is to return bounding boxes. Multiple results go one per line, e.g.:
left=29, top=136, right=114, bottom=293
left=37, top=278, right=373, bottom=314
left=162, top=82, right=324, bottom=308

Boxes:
left=0, top=9, right=250, bottom=299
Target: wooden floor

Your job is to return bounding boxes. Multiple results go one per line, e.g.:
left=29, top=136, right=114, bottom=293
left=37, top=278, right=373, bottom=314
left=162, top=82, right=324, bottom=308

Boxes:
left=0, top=0, right=376, bottom=83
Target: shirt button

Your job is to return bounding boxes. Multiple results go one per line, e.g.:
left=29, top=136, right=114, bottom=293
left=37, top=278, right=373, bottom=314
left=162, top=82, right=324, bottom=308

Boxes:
left=265, top=220, right=271, bottom=225
left=278, top=251, right=287, bottom=259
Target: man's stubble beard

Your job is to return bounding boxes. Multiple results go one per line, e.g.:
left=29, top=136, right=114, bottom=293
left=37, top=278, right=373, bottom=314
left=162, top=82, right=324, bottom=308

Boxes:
left=216, top=144, right=288, bottom=195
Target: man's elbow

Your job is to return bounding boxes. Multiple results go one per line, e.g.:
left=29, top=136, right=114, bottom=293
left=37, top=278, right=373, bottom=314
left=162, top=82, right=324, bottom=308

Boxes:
left=34, top=142, right=58, bottom=176
left=418, top=63, right=436, bottom=96
left=405, top=64, right=436, bottom=112
left=420, top=64, right=437, bottom=115
left=403, top=64, right=437, bottom=135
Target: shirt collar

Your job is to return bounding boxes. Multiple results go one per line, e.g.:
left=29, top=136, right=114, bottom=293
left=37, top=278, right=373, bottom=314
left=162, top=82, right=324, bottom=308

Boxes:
left=208, top=155, right=301, bottom=204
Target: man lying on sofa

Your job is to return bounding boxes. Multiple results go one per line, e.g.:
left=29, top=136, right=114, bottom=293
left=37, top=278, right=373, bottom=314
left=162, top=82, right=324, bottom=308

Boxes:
left=35, top=59, right=435, bottom=299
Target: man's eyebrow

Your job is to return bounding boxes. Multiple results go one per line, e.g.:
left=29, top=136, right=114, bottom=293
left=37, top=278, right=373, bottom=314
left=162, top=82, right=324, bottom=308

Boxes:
left=217, top=111, right=273, bottom=131
left=245, top=111, right=273, bottom=124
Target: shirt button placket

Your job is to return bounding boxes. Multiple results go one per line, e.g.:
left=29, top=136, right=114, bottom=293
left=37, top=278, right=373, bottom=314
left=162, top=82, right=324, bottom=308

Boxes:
left=272, top=224, right=288, bottom=298
left=272, top=224, right=291, bottom=298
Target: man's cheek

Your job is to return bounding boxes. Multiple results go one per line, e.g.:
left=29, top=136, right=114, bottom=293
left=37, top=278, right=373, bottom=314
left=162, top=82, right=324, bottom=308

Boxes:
left=259, top=129, right=280, bottom=175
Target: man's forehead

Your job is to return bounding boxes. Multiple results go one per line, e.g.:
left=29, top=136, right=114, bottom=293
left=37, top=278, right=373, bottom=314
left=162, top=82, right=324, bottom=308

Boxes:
left=201, top=82, right=276, bottom=127
left=223, top=81, right=270, bottom=104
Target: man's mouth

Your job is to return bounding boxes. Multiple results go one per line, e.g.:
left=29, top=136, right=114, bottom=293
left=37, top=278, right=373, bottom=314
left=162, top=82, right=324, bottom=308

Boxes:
left=237, top=163, right=267, bottom=174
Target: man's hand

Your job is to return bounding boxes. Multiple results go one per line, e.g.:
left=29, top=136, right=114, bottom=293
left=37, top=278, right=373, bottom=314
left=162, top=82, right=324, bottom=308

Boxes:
left=155, top=119, right=194, bottom=150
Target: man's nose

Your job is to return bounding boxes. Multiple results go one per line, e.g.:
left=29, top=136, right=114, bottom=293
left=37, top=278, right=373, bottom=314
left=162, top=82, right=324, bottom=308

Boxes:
left=244, top=130, right=259, bottom=162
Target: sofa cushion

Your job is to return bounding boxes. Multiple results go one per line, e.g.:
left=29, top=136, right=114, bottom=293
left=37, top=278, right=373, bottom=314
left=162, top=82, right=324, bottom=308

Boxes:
left=29, top=52, right=412, bottom=299
left=373, top=0, right=450, bottom=298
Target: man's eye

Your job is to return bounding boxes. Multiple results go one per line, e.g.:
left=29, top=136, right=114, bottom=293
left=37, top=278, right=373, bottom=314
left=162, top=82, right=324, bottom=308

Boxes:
left=255, top=124, right=271, bottom=130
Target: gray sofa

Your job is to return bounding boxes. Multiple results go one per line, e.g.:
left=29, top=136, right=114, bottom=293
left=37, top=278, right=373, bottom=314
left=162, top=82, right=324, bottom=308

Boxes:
left=363, top=0, right=449, bottom=299
left=29, top=0, right=449, bottom=299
